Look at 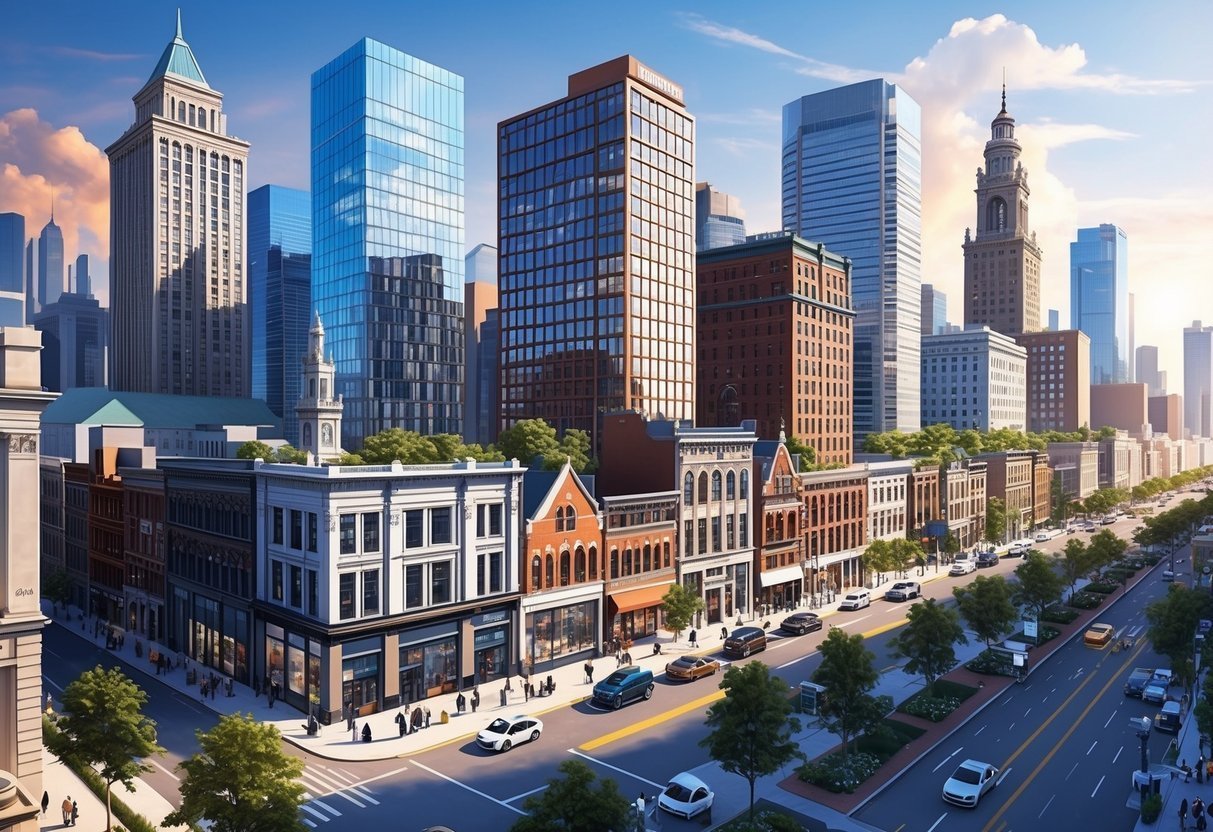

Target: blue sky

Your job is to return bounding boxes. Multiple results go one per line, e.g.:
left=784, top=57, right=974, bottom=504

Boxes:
left=1, top=0, right=1209, bottom=389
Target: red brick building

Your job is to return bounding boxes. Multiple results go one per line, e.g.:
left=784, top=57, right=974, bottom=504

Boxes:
left=601, top=491, right=678, bottom=642
left=122, top=466, right=166, bottom=642
left=801, top=467, right=868, bottom=596
left=907, top=466, right=942, bottom=537
left=88, top=449, right=127, bottom=623
left=753, top=440, right=805, bottom=612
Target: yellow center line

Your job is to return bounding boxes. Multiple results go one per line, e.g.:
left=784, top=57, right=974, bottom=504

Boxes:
left=862, top=617, right=909, bottom=639
left=579, top=688, right=725, bottom=751
left=981, top=639, right=1146, bottom=831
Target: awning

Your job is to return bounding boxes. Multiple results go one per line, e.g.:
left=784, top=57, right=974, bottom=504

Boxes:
left=759, top=564, right=805, bottom=588
left=609, top=583, right=671, bottom=614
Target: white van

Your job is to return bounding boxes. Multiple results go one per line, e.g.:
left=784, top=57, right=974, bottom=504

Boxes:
left=838, top=589, right=871, bottom=611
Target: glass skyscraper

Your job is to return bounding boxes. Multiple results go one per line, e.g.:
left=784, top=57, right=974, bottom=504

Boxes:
left=1070, top=224, right=1129, bottom=385
left=0, top=212, right=24, bottom=327
left=695, top=182, right=746, bottom=251
left=782, top=79, right=922, bottom=441
left=311, top=38, right=465, bottom=447
left=1184, top=321, right=1213, bottom=438
left=38, top=213, right=64, bottom=312
left=249, top=185, right=312, bottom=445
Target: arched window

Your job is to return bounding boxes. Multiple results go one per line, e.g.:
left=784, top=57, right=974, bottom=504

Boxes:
left=987, top=197, right=1008, bottom=232
left=574, top=548, right=586, bottom=582
left=555, top=506, right=565, bottom=531
left=663, top=542, right=671, bottom=568
left=643, top=544, right=652, bottom=572
left=566, top=504, right=576, bottom=530
left=698, top=472, right=708, bottom=502
left=740, top=470, right=750, bottom=500
left=589, top=547, right=598, bottom=580
left=683, top=472, right=694, bottom=504
left=545, top=554, right=554, bottom=588
left=624, top=548, right=633, bottom=577
left=711, top=471, right=722, bottom=501
left=610, top=548, right=619, bottom=579
left=726, top=471, right=736, bottom=500
left=531, top=555, right=541, bottom=590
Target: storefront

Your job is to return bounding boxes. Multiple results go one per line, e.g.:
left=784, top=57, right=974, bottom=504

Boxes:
left=169, top=584, right=251, bottom=684
left=472, top=610, right=511, bottom=684
left=682, top=561, right=750, bottom=627
left=524, top=599, right=599, bottom=672
left=264, top=623, right=323, bottom=715
left=398, top=622, right=459, bottom=704
left=606, top=584, right=668, bottom=642
left=758, top=564, right=804, bottom=613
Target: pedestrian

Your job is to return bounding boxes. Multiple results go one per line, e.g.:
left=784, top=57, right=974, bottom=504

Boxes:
left=721, top=626, right=728, bottom=641
left=200, top=678, right=208, bottom=701
left=411, top=707, right=423, bottom=732
left=424, top=705, right=432, bottom=728
left=71, top=799, right=78, bottom=826
left=1182, top=797, right=1190, bottom=831
left=40, top=790, right=48, bottom=816
left=395, top=709, right=406, bottom=737
left=61, top=796, right=71, bottom=826
left=226, top=678, right=234, bottom=697
left=472, top=688, right=480, bottom=712
left=1201, top=755, right=1207, bottom=785
left=344, top=702, right=353, bottom=731
left=500, top=687, right=508, bottom=707
left=689, top=628, right=698, bottom=648
left=1195, top=798, right=1207, bottom=832
left=523, top=683, right=530, bottom=702
left=362, top=723, right=372, bottom=743
left=614, top=637, right=622, bottom=663
left=456, top=692, right=466, bottom=713
left=351, top=720, right=358, bottom=742
left=584, top=660, right=594, bottom=684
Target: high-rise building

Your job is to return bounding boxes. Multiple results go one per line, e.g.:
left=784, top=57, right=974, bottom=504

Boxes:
left=697, top=232, right=854, bottom=464
left=695, top=182, right=746, bottom=251
left=782, top=78, right=922, bottom=440
left=1149, top=394, right=1183, bottom=442
left=463, top=251, right=499, bottom=447
left=1070, top=223, right=1129, bottom=384
left=1048, top=309, right=1060, bottom=331
left=33, top=293, right=108, bottom=391
left=1128, top=292, right=1135, bottom=382
left=74, top=254, right=90, bottom=298
left=248, top=185, right=311, bottom=445
left=0, top=212, right=24, bottom=327
left=1090, top=383, right=1149, bottom=436
left=106, top=11, right=250, bottom=397
left=1015, top=329, right=1091, bottom=433
left=921, top=284, right=947, bottom=336
left=963, top=88, right=1042, bottom=336
left=921, top=325, right=1027, bottom=432
left=24, top=239, right=35, bottom=325
left=1137, top=345, right=1166, bottom=396
left=311, top=38, right=464, bottom=448
left=37, top=213, right=64, bottom=312
left=1184, top=320, right=1213, bottom=438
left=499, top=56, right=694, bottom=449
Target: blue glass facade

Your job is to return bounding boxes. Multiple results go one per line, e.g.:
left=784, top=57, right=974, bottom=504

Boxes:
left=1070, top=224, right=1128, bottom=385
left=249, top=185, right=312, bottom=445
left=782, top=79, right=922, bottom=441
left=311, top=38, right=465, bottom=448
left=38, top=216, right=64, bottom=310
left=0, top=212, right=24, bottom=326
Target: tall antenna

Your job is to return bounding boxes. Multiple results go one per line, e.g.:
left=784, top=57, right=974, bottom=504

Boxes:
left=1001, top=67, right=1007, bottom=111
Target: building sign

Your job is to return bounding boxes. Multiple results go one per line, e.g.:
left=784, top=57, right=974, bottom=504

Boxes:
left=635, top=63, right=684, bottom=104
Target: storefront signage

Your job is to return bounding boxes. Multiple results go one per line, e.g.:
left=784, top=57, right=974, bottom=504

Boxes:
left=473, top=610, right=509, bottom=627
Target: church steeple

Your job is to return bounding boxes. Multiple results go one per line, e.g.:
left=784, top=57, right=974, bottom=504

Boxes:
left=297, top=312, right=343, bottom=463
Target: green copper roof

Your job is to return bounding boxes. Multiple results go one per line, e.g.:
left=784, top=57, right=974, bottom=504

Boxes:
left=43, top=388, right=280, bottom=432
left=147, top=10, right=209, bottom=89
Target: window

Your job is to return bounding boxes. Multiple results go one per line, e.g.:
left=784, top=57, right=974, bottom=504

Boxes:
left=480, top=551, right=504, bottom=595
left=740, top=513, right=749, bottom=548
left=307, top=569, right=318, bottom=616
left=405, top=564, right=423, bottom=608
left=740, top=470, right=750, bottom=500
left=575, top=548, right=586, bottom=581
left=363, top=570, right=380, bottom=615
left=530, top=555, right=541, bottom=589
left=290, top=510, right=302, bottom=550
left=339, top=515, right=356, bottom=554
left=405, top=510, right=424, bottom=548
left=363, top=512, right=380, bottom=552
left=271, top=560, right=283, bottom=601
left=555, top=506, right=565, bottom=532
left=712, top=471, right=722, bottom=501
left=698, top=472, right=708, bottom=502
left=683, top=472, right=694, bottom=504
left=488, top=504, right=503, bottom=536
left=338, top=573, right=356, bottom=619
left=430, top=507, right=452, bottom=545
left=560, top=551, right=570, bottom=586
left=272, top=507, right=283, bottom=545
left=698, top=519, right=707, bottom=554
left=711, top=516, right=721, bottom=552
left=290, top=565, right=302, bottom=608
left=431, top=561, right=451, bottom=604
left=726, top=471, right=736, bottom=500
left=307, top=513, right=318, bottom=552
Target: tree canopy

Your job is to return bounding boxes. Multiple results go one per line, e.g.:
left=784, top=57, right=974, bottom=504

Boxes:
left=511, top=760, right=633, bottom=832
left=889, top=598, right=967, bottom=696
left=1012, top=551, right=1065, bottom=625
left=660, top=583, right=705, bottom=642
left=861, top=423, right=1140, bottom=466
left=985, top=497, right=1008, bottom=545
left=784, top=435, right=817, bottom=470
left=812, top=628, right=881, bottom=760
left=1146, top=585, right=1213, bottom=675
left=497, top=419, right=596, bottom=472
left=954, top=575, right=1017, bottom=648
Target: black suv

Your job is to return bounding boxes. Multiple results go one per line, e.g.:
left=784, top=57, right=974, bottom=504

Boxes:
left=976, top=551, right=999, bottom=568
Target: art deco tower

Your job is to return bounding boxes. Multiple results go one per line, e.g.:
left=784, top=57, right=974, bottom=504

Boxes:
left=106, top=11, right=250, bottom=396
left=963, top=87, right=1042, bottom=336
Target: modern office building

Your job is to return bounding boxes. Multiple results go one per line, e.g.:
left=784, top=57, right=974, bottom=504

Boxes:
left=463, top=269, right=499, bottom=447
left=106, top=11, right=251, bottom=397
left=74, top=254, right=91, bottom=298
left=24, top=240, right=35, bottom=325
left=695, top=182, right=746, bottom=251
left=248, top=185, right=311, bottom=445
left=311, top=38, right=465, bottom=448
left=33, top=292, right=109, bottom=391
left=1048, top=309, right=1060, bottom=332
left=696, top=232, right=854, bottom=464
left=921, top=325, right=1027, bottom=432
left=1149, top=394, right=1184, bottom=442
left=0, top=212, right=24, bottom=327
left=1070, top=224, right=1129, bottom=384
left=1185, top=321, right=1213, bottom=438
left=1137, top=345, right=1166, bottom=397
left=36, top=213, right=64, bottom=316
left=1090, top=383, right=1149, bottom=436
left=782, top=78, right=922, bottom=440
left=921, top=284, right=947, bottom=336
left=498, top=56, right=695, bottom=450
left=1128, top=292, right=1135, bottom=382
left=1048, top=441, right=1099, bottom=500
left=963, top=88, right=1042, bottom=336
left=1015, top=329, right=1091, bottom=433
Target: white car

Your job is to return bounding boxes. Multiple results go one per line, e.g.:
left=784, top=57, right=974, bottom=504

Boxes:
left=657, top=771, right=714, bottom=819
left=475, top=715, right=543, bottom=752
left=950, top=557, right=977, bottom=576
left=942, top=759, right=999, bottom=807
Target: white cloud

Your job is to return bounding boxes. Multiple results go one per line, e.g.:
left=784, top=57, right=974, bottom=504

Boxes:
left=714, top=136, right=779, bottom=157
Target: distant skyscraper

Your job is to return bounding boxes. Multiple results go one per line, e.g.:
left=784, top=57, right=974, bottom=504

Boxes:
left=248, top=185, right=311, bottom=445
left=1048, top=309, right=1060, bottom=331
left=963, top=87, right=1042, bottom=336
left=107, top=11, right=250, bottom=397
left=34, top=293, right=108, bottom=391
left=695, top=182, right=746, bottom=251
left=1128, top=292, right=1135, bottom=382
left=312, top=38, right=465, bottom=447
left=74, top=254, right=90, bottom=298
left=0, top=212, right=24, bottom=327
left=921, top=284, right=947, bottom=336
left=1070, top=223, right=1129, bottom=385
left=37, top=213, right=64, bottom=311
left=463, top=255, right=498, bottom=447
left=499, top=56, right=695, bottom=449
left=25, top=239, right=35, bottom=324
left=783, top=78, right=922, bottom=440
left=1184, top=320, right=1213, bottom=438
left=1137, top=345, right=1166, bottom=396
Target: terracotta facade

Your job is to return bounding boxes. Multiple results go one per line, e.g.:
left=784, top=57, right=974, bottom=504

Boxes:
left=801, top=467, right=868, bottom=595
left=601, top=492, right=678, bottom=643
left=754, top=442, right=805, bottom=612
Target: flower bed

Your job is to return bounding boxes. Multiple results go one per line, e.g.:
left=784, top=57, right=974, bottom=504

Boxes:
left=716, top=809, right=807, bottom=832
left=1068, top=591, right=1104, bottom=609
left=798, top=719, right=925, bottom=793
left=965, top=648, right=1015, bottom=675
left=1040, top=605, right=1080, bottom=624
left=1084, top=581, right=1119, bottom=594
left=1103, top=569, right=1134, bottom=585
left=896, top=680, right=978, bottom=722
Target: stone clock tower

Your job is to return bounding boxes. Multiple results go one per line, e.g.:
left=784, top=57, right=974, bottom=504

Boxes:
left=962, top=86, right=1042, bottom=336
left=295, top=313, right=343, bottom=463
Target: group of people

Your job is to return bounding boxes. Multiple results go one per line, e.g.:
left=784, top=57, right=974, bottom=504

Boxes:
left=1179, top=795, right=1208, bottom=830
left=610, top=635, right=634, bottom=667
left=43, top=793, right=78, bottom=826
left=392, top=704, right=434, bottom=736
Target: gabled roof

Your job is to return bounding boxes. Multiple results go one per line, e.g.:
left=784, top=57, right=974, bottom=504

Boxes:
left=43, top=388, right=280, bottom=431
left=147, top=10, right=209, bottom=89
left=523, top=460, right=600, bottom=523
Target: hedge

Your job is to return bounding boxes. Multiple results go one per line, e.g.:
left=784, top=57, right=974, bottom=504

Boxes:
left=1067, top=591, right=1104, bottom=609
left=1041, top=605, right=1080, bottom=624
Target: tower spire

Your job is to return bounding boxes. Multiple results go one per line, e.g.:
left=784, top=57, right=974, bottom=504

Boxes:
left=1001, top=68, right=1006, bottom=112
left=175, top=7, right=183, bottom=40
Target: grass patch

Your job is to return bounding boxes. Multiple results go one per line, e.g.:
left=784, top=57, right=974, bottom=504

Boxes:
left=1068, top=591, right=1104, bottom=609
left=1041, top=605, right=1080, bottom=624
left=1085, top=581, right=1119, bottom=594
left=798, top=719, right=925, bottom=793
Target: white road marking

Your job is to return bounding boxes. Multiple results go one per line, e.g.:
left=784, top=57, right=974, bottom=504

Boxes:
left=567, top=749, right=664, bottom=789
left=776, top=653, right=815, bottom=670
left=408, top=760, right=526, bottom=816
left=1039, top=793, right=1056, bottom=819
left=926, top=813, right=948, bottom=832
left=1009, top=722, right=1016, bottom=731
left=148, top=757, right=180, bottom=781
left=338, top=767, right=358, bottom=779
left=349, top=786, right=379, bottom=805
left=996, top=767, right=1013, bottom=786
left=1092, top=775, right=1106, bottom=797
left=309, top=799, right=342, bottom=818
left=1113, top=745, right=1124, bottom=764
left=1087, top=740, right=1098, bottom=756
left=836, top=614, right=873, bottom=628
left=504, top=784, right=550, bottom=804
left=1066, top=762, right=1080, bottom=780
left=303, top=820, right=317, bottom=828
left=1104, top=709, right=1118, bottom=729
left=332, top=790, right=365, bottom=808
left=975, top=725, right=986, bottom=736
left=300, top=805, right=330, bottom=821
left=1024, top=708, right=1032, bottom=718
left=933, top=748, right=963, bottom=773
left=320, top=766, right=356, bottom=784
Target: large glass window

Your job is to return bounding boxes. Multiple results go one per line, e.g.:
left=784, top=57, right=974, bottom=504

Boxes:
left=430, top=507, right=451, bottom=545
left=339, top=515, right=356, bottom=554
left=405, top=510, right=424, bottom=548
left=526, top=601, right=596, bottom=667
left=405, top=564, right=423, bottom=608
left=431, top=561, right=451, bottom=604
left=363, top=512, right=380, bottom=552
left=339, top=573, right=356, bottom=619
left=363, top=569, right=379, bottom=615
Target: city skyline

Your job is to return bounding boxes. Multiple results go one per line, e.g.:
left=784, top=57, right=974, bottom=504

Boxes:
left=0, top=1, right=1207, bottom=393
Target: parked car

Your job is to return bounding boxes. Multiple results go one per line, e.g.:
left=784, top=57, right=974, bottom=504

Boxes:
left=592, top=666, right=655, bottom=710
left=884, top=582, right=921, bottom=601
left=657, top=772, right=714, bottom=819
left=476, top=715, right=543, bottom=752
left=1124, top=667, right=1155, bottom=698
left=1083, top=622, right=1114, bottom=648
left=950, top=553, right=977, bottom=575
left=665, top=656, right=720, bottom=682
left=838, top=589, right=871, bottom=610
left=1156, top=700, right=1182, bottom=733
left=976, top=551, right=1000, bottom=568
left=942, top=759, right=999, bottom=808
left=1143, top=670, right=1173, bottom=704
left=1007, top=543, right=1030, bottom=557
left=1100, top=515, right=1117, bottom=525
left=780, top=612, right=823, bottom=635
left=722, top=627, right=768, bottom=658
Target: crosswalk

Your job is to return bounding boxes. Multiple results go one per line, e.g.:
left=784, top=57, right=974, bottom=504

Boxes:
left=297, top=764, right=382, bottom=827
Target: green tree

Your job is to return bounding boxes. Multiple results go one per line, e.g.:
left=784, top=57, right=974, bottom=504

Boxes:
left=1012, top=551, right=1065, bottom=625
left=273, top=444, right=308, bottom=464
left=985, top=497, right=1008, bottom=544
left=1097, top=425, right=1118, bottom=440
left=497, top=418, right=560, bottom=465
left=359, top=428, right=440, bottom=464
left=236, top=440, right=275, bottom=460
left=511, top=759, right=633, bottom=832
left=785, top=435, right=817, bottom=470
left=889, top=539, right=924, bottom=578
left=545, top=428, right=593, bottom=473
left=428, top=433, right=465, bottom=462
left=1086, top=529, right=1128, bottom=577
left=462, top=442, right=507, bottom=463
left=165, top=713, right=306, bottom=832
left=43, top=567, right=72, bottom=610
left=660, top=583, right=705, bottom=642
left=336, top=451, right=365, bottom=465
left=954, top=575, right=1017, bottom=647
left=889, top=599, right=967, bottom=696
left=812, top=628, right=881, bottom=760
left=1058, top=538, right=1092, bottom=595
left=862, top=540, right=894, bottom=585
left=48, top=665, right=163, bottom=831
left=701, top=662, right=803, bottom=823
left=1146, top=585, right=1213, bottom=673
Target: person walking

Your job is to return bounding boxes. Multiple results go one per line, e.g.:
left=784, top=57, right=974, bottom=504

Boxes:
left=61, top=796, right=71, bottom=826
left=351, top=720, right=358, bottom=742
left=1182, top=797, right=1190, bottom=831
left=40, top=791, right=48, bottom=816
left=584, top=660, right=594, bottom=684
left=721, top=626, right=728, bottom=641
left=456, top=692, right=466, bottom=713
left=424, top=705, right=431, bottom=729
left=1194, top=798, right=1206, bottom=832
left=71, top=798, right=78, bottom=826
left=344, top=702, right=354, bottom=731
left=688, top=628, right=698, bottom=648
left=395, top=709, right=406, bottom=737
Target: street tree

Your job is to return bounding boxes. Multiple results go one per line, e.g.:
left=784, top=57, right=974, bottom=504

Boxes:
left=889, top=598, right=967, bottom=696
left=1012, top=551, right=1065, bottom=624
left=48, top=665, right=163, bottom=832
left=512, top=759, right=633, bottom=832
left=985, top=497, right=1008, bottom=544
left=1058, top=538, right=1092, bottom=595
left=165, top=713, right=305, bottom=832
left=889, top=539, right=925, bottom=578
left=660, top=583, right=705, bottom=642
left=43, top=568, right=72, bottom=611
left=862, top=540, right=894, bottom=585
left=1146, top=585, right=1213, bottom=673
left=701, top=662, right=803, bottom=823
left=954, top=575, right=1017, bottom=647
left=1086, top=529, right=1128, bottom=578
left=812, top=628, right=881, bottom=760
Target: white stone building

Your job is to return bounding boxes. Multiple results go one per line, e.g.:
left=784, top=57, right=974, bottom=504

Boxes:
left=921, top=325, right=1027, bottom=432
left=865, top=460, right=912, bottom=542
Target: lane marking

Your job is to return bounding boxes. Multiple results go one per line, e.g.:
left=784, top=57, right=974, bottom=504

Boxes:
left=1104, top=709, right=1118, bottom=729
left=933, top=747, right=963, bottom=774
left=300, top=805, right=329, bottom=821
left=893, top=826, right=906, bottom=832
left=148, top=757, right=180, bottom=781
left=1008, top=723, right=1015, bottom=731
left=320, top=766, right=356, bottom=784
left=302, top=821, right=317, bottom=828
left=309, top=799, right=342, bottom=817
left=1066, top=762, right=1079, bottom=780
left=1087, top=741, right=1098, bottom=756
left=861, top=617, right=909, bottom=639
left=504, top=784, right=549, bottom=804
left=568, top=749, right=663, bottom=789
left=1024, top=708, right=1032, bottom=718
left=1038, top=793, right=1055, bottom=819
left=1113, top=745, right=1123, bottom=764
left=1092, top=775, right=1105, bottom=797
left=332, top=790, right=365, bottom=809
left=777, top=654, right=814, bottom=670
left=579, top=689, right=723, bottom=750
left=975, top=725, right=986, bottom=736
left=408, top=760, right=526, bottom=816
left=837, top=614, right=874, bottom=629
left=926, top=813, right=948, bottom=832
left=995, top=767, right=1012, bottom=787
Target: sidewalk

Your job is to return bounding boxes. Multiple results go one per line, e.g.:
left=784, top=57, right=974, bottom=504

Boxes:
left=37, top=745, right=184, bottom=832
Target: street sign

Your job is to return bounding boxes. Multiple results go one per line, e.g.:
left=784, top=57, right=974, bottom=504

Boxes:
left=1023, top=619, right=1038, bottom=638
left=799, top=681, right=825, bottom=716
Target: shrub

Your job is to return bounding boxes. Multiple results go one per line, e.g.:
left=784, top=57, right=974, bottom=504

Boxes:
left=1010, top=625, right=1060, bottom=644
left=1141, top=792, right=1162, bottom=823
left=717, top=810, right=806, bottom=832
left=1068, top=591, right=1104, bottom=609
left=965, top=649, right=1014, bottom=675
left=900, top=695, right=961, bottom=722
left=1085, top=582, right=1119, bottom=594
left=797, top=719, right=924, bottom=793
left=1040, top=605, right=1080, bottom=624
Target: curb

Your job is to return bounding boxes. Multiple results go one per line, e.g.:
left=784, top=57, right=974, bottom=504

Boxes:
left=846, top=553, right=1165, bottom=816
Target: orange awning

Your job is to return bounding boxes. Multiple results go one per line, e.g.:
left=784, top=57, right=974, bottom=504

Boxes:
left=609, top=583, right=671, bottom=614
